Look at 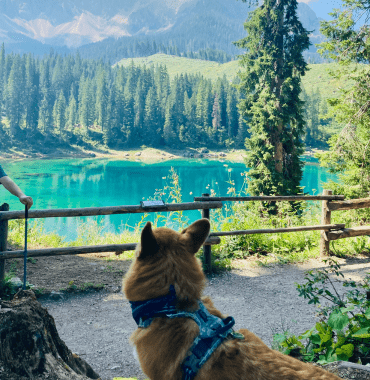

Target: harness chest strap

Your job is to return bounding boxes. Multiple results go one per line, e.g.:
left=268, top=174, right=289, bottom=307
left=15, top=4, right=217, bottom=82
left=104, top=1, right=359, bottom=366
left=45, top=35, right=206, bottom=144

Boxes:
left=129, top=285, right=244, bottom=380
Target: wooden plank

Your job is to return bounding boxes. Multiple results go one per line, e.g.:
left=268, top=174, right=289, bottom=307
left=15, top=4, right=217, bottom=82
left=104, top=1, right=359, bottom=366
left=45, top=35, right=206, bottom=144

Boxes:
left=194, top=195, right=345, bottom=202
left=0, top=237, right=221, bottom=260
left=327, top=226, right=370, bottom=241
left=0, top=201, right=223, bottom=221
left=328, top=198, right=370, bottom=211
left=320, top=190, right=332, bottom=256
left=209, top=224, right=345, bottom=237
left=0, top=203, right=9, bottom=283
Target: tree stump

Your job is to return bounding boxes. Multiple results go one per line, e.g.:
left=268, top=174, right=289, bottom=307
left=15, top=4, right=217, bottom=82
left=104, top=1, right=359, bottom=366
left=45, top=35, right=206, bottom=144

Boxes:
left=0, top=290, right=101, bottom=380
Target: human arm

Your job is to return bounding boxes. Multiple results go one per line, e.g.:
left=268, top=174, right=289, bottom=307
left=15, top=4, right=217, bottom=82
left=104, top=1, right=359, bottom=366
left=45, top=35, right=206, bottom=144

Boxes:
left=0, top=176, right=33, bottom=209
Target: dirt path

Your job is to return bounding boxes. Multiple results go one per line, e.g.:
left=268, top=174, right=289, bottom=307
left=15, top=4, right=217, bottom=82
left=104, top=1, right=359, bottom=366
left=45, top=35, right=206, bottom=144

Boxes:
left=29, top=255, right=370, bottom=380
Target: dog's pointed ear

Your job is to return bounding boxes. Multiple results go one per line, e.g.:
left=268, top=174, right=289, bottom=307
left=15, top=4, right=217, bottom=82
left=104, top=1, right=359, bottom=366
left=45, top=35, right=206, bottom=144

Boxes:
left=139, top=222, right=160, bottom=259
left=180, top=219, right=210, bottom=254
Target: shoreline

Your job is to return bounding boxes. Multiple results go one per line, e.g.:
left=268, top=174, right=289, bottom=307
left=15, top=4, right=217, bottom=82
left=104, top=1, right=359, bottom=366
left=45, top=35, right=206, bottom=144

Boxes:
left=0, top=146, right=323, bottom=164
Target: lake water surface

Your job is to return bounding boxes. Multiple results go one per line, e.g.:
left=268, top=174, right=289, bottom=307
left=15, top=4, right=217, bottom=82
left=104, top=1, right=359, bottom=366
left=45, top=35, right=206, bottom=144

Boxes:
left=1, top=158, right=337, bottom=241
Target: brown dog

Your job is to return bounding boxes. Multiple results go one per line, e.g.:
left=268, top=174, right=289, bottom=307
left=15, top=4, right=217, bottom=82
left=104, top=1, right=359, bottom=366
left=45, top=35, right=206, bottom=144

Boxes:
left=123, top=219, right=341, bottom=380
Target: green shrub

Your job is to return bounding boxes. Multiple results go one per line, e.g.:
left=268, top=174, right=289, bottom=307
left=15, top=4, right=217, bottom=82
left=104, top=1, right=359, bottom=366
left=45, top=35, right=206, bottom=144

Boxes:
left=273, top=259, right=370, bottom=365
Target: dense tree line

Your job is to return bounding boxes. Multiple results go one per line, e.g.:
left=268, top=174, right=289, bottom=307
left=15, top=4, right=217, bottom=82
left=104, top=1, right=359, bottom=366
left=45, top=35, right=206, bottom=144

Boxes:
left=78, top=37, right=235, bottom=64
left=0, top=45, right=248, bottom=150
left=317, top=0, right=370, bottom=202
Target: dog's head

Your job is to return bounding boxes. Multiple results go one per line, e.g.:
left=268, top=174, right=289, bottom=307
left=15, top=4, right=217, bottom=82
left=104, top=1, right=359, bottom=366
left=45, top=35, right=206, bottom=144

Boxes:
left=123, top=219, right=210, bottom=307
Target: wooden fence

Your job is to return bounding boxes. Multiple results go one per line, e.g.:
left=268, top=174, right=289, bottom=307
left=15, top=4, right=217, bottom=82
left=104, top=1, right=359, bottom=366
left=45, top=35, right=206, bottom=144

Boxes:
left=0, top=201, right=222, bottom=282
left=196, top=191, right=370, bottom=270
left=1, top=190, right=370, bottom=280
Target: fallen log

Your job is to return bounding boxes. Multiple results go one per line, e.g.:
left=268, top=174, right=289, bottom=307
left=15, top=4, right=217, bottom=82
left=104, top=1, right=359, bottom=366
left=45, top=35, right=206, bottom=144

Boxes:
left=0, top=290, right=101, bottom=380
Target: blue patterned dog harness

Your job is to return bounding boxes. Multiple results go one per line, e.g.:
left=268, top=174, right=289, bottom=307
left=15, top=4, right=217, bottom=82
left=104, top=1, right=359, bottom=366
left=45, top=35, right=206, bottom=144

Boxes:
left=129, top=285, right=244, bottom=380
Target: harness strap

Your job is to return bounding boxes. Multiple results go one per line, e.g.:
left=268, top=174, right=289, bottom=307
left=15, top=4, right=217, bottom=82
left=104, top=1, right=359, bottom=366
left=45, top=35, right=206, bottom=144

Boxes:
left=130, top=285, right=243, bottom=380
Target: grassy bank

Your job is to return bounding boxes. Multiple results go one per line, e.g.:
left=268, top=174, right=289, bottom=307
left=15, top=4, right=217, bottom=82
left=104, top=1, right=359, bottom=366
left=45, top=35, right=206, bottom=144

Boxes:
left=0, top=145, right=247, bottom=163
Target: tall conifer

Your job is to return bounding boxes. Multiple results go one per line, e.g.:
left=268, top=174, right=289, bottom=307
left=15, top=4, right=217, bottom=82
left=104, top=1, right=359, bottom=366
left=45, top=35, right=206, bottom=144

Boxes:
left=236, top=0, right=310, bottom=197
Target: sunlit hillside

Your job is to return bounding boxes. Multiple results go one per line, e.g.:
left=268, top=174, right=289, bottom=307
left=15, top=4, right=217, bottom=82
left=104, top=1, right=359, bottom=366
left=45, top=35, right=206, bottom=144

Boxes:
left=116, top=53, right=349, bottom=99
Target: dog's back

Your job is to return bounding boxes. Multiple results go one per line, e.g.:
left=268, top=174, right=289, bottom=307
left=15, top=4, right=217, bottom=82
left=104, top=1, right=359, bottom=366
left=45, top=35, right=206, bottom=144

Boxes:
left=123, top=219, right=341, bottom=380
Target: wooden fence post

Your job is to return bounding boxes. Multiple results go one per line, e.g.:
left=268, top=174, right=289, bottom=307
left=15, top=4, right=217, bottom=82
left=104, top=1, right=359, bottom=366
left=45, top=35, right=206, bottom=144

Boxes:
left=0, top=203, right=9, bottom=283
left=201, top=193, right=212, bottom=274
left=320, top=190, right=332, bottom=257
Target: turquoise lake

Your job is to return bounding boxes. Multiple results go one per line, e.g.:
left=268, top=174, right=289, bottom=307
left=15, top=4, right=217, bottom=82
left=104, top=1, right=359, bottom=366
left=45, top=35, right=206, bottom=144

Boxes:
left=0, top=158, right=337, bottom=241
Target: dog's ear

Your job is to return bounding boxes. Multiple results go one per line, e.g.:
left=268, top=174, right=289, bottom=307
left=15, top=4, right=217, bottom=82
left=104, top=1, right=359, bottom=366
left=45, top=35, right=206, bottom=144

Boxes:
left=139, top=222, right=160, bottom=259
left=180, top=219, right=210, bottom=254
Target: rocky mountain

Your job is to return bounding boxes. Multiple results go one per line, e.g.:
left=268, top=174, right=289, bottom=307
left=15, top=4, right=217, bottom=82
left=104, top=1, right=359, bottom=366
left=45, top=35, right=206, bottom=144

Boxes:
left=0, top=0, right=324, bottom=58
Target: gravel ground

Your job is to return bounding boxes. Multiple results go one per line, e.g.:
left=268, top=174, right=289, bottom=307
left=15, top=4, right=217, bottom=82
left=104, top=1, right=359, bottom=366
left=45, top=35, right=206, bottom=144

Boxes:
left=40, top=257, right=370, bottom=380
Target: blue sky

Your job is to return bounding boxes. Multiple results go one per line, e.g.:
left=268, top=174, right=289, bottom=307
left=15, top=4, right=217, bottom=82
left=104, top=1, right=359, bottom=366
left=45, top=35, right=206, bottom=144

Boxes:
left=298, top=0, right=343, bottom=20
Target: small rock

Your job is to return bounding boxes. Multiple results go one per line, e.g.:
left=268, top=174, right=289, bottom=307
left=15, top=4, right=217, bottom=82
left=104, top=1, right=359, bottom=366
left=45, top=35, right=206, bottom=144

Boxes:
left=10, top=277, right=23, bottom=288
left=49, top=291, right=64, bottom=301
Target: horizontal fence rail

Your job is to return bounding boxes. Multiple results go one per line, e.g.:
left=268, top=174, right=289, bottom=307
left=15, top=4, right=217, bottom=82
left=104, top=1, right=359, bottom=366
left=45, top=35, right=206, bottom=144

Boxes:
left=209, top=224, right=346, bottom=237
left=0, top=201, right=223, bottom=221
left=194, top=195, right=346, bottom=202
left=327, top=226, right=370, bottom=241
left=328, top=198, right=370, bottom=211
left=0, top=237, right=222, bottom=260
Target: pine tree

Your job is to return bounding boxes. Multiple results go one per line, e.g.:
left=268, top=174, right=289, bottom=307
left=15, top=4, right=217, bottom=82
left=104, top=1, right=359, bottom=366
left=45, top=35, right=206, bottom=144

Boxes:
left=226, top=88, right=238, bottom=142
left=163, top=101, right=177, bottom=146
left=180, top=91, right=197, bottom=144
left=0, top=44, right=5, bottom=118
left=143, top=86, right=161, bottom=146
left=211, top=93, right=222, bottom=145
left=132, top=78, right=145, bottom=144
left=52, top=90, right=66, bottom=138
left=23, top=53, right=38, bottom=136
left=38, top=61, right=52, bottom=134
left=236, top=0, right=310, bottom=198
left=316, top=0, right=370, bottom=199
left=66, top=86, right=77, bottom=130
left=95, top=69, right=108, bottom=131
left=122, top=83, right=134, bottom=144
left=104, top=86, right=120, bottom=147
left=4, top=55, right=23, bottom=140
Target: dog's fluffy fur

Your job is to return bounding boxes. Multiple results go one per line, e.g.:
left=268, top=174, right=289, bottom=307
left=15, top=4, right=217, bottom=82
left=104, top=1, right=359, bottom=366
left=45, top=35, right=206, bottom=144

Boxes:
left=123, top=219, right=341, bottom=380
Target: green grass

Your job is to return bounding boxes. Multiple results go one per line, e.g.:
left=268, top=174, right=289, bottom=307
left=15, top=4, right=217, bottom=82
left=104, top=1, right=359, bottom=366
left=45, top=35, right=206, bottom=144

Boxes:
left=115, top=53, right=350, bottom=100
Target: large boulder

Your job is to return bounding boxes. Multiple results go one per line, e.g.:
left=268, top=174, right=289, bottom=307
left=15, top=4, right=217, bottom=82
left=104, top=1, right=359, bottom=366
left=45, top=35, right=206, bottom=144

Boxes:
left=0, top=290, right=100, bottom=380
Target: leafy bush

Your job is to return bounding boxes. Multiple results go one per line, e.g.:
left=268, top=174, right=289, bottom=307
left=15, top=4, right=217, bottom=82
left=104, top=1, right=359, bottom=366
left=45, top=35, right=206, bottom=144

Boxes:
left=273, top=259, right=370, bottom=365
left=216, top=200, right=321, bottom=263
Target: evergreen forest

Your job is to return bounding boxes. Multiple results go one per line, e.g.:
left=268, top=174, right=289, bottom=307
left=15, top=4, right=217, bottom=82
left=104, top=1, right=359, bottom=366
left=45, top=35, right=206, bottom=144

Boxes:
left=0, top=43, right=336, bottom=152
left=0, top=45, right=246, bottom=150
